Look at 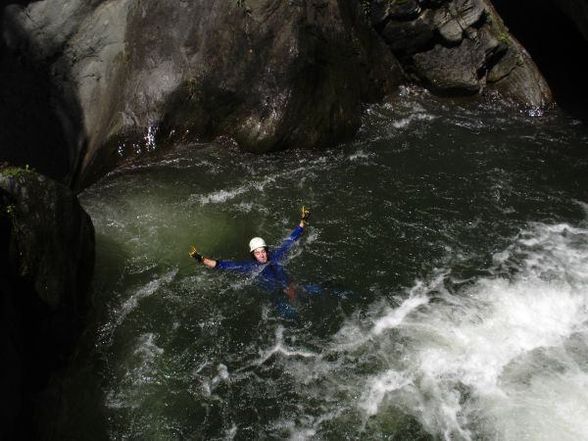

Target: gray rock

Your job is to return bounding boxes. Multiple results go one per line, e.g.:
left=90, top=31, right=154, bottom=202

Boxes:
left=374, top=0, right=552, bottom=107
left=371, top=0, right=422, bottom=24
left=481, top=0, right=552, bottom=107
left=486, top=37, right=553, bottom=108
left=381, top=10, right=436, bottom=54
left=1, top=0, right=556, bottom=191
left=3, top=0, right=402, bottom=189
left=434, top=0, right=485, bottom=43
left=413, top=37, right=483, bottom=92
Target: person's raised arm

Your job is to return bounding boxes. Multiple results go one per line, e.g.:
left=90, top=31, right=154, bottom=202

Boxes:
left=189, top=245, right=217, bottom=268
left=300, top=206, right=310, bottom=228
left=272, top=206, right=311, bottom=261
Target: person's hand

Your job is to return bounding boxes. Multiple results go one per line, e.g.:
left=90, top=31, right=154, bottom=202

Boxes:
left=301, top=206, right=311, bottom=222
left=189, top=245, right=203, bottom=263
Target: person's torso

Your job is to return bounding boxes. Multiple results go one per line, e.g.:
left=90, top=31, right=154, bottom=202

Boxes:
left=257, top=261, right=290, bottom=292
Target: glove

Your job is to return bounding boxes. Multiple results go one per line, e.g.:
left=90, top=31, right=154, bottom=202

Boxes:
left=189, top=245, right=203, bottom=263
left=301, top=206, right=311, bottom=222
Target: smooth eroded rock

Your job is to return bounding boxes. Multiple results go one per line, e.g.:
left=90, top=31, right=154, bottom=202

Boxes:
left=3, top=0, right=403, bottom=190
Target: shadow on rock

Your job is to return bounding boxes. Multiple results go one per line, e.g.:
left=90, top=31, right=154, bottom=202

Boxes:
left=0, top=167, right=98, bottom=441
left=0, top=5, right=87, bottom=187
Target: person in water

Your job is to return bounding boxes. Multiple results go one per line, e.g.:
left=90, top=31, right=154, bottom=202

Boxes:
left=189, top=207, right=311, bottom=318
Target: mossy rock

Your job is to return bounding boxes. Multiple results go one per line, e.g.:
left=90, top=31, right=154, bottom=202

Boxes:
left=0, top=167, right=95, bottom=308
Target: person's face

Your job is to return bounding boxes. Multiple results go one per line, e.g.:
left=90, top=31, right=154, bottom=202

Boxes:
left=253, top=247, right=268, bottom=263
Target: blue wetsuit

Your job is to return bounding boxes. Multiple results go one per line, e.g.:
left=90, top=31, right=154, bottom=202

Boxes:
left=215, top=226, right=304, bottom=317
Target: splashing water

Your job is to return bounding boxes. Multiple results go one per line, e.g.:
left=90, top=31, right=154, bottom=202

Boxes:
left=341, top=222, right=588, bottom=441
left=58, top=88, right=588, bottom=440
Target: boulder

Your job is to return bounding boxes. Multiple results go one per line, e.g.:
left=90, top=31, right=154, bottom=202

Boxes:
left=0, top=168, right=94, bottom=308
left=435, top=0, right=486, bottom=44
left=380, top=10, right=436, bottom=54
left=370, top=0, right=553, bottom=106
left=1, top=0, right=557, bottom=192
left=0, top=166, right=94, bottom=441
left=482, top=0, right=553, bottom=107
left=3, top=0, right=402, bottom=190
left=413, top=36, right=484, bottom=93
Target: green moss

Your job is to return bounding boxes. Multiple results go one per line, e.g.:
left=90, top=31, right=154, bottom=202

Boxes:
left=488, top=9, right=512, bottom=46
left=497, top=30, right=510, bottom=44
left=0, top=165, right=34, bottom=178
left=185, top=77, right=199, bottom=99
left=5, top=203, right=16, bottom=217
left=360, top=0, right=371, bottom=15
left=361, top=0, right=410, bottom=16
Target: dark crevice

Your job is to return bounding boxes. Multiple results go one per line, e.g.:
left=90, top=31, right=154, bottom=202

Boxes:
left=477, top=41, right=509, bottom=80
left=0, top=49, right=71, bottom=181
left=0, top=5, right=84, bottom=186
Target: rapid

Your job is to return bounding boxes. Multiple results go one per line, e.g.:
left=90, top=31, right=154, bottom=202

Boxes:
left=60, top=87, right=588, bottom=440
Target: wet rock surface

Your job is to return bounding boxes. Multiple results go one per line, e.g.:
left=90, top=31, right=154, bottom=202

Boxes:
left=1, top=0, right=557, bottom=191
left=2, top=0, right=402, bottom=189
left=370, top=0, right=552, bottom=104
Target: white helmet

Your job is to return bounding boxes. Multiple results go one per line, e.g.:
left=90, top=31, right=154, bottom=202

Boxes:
left=249, top=237, right=267, bottom=253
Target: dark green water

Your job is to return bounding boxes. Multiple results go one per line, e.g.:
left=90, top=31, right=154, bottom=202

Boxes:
left=66, top=88, right=587, bottom=440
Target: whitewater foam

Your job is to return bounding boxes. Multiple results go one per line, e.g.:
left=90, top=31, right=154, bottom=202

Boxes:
left=355, top=222, right=588, bottom=440
left=254, top=326, right=317, bottom=366
left=280, top=221, right=588, bottom=440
